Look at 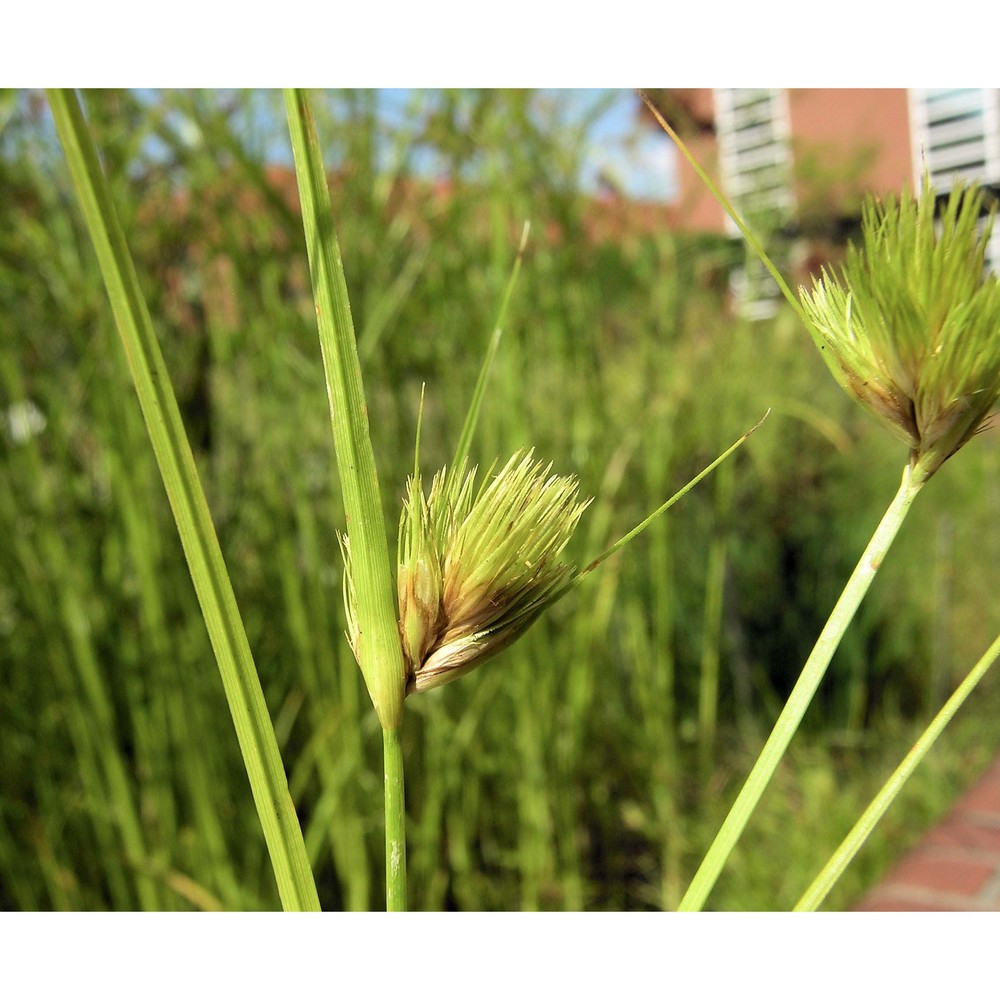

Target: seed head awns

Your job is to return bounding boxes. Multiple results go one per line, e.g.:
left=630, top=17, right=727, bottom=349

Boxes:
left=799, top=180, right=1000, bottom=482
left=394, top=449, right=591, bottom=693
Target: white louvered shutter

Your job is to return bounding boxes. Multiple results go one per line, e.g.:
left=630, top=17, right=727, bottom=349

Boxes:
left=909, top=89, right=1000, bottom=272
left=713, top=89, right=794, bottom=317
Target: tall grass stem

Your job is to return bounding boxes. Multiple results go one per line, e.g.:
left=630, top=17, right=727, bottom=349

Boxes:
left=285, top=89, right=410, bottom=910
left=795, top=631, right=1000, bottom=911
left=47, top=89, right=320, bottom=912
left=383, top=727, right=407, bottom=911
left=679, top=463, right=923, bottom=910
left=284, top=89, right=406, bottom=733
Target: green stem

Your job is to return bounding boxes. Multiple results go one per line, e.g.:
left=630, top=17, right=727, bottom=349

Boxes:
left=48, top=89, right=320, bottom=912
left=795, top=630, right=1000, bottom=911
left=383, top=727, right=407, bottom=911
left=285, top=89, right=406, bottom=733
left=679, top=463, right=923, bottom=911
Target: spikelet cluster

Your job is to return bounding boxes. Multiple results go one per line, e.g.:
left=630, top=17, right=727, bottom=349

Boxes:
left=800, top=181, right=1000, bottom=482
left=390, top=449, right=591, bottom=693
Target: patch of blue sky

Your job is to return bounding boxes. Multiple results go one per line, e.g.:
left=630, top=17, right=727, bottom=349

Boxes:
left=557, top=89, right=677, bottom=201
left=377, top=88, right=677, bottom=202
left=130, top=89, right=677, bottom=203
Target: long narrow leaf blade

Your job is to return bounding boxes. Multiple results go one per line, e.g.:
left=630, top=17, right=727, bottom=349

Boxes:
left=638, top=91, right=816, bottom=340
left=573, top=411, right=769, bottom=586
left=46, top=89, right=319, bottom=912
left=795, top=631, right=1000, bottom=911
left=451, top=220, right=531, bottom=472
left=284, top=88, right=406, bottom=731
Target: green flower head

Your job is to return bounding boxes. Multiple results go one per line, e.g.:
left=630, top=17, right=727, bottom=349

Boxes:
left=394, top=449, right=591, bottom=693
left=799, top=180, right=1000, bottom=482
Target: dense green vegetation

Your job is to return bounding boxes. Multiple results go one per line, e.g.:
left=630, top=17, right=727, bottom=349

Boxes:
left=2, top=88, right=998, bottom=910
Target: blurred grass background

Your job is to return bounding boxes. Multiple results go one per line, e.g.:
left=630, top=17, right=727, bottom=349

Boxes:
left=2, top=88, right=998, bottom=911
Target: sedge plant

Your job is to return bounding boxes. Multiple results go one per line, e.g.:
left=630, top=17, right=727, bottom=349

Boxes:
left=287, top=88, right=768, bottom=911
left=342, top=412, right=762, bottom=910
left=40, top=86, right=996, bottom=913
left=640, top=94, right=1000, bottom=910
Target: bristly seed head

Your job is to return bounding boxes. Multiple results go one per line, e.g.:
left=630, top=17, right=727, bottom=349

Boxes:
left=391, top=448, right=591, bottom=693
left=799, top=179, right=1000, bottom=482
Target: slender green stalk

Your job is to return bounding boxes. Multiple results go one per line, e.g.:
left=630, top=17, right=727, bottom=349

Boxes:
left=284, top=89, right=406, bottom=732
left=47, top=89, right=319, bottom=912
left=679, top=463, right=923, bottom=911
left=383, top=727, right=407, bottom=911
left=285, top=89, right=409, bottom=911
left=795, top=631, right=1000, bottom=911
